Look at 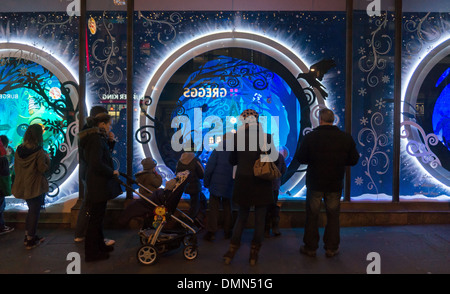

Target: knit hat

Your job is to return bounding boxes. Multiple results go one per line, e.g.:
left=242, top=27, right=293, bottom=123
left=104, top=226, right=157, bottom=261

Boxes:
left=141, top=157, right=156, bottom=170
left=239, top=109, right=259, bottom=123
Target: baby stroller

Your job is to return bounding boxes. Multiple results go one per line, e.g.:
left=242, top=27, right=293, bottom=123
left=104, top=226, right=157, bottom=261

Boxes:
left=117, top=171, right=199, bottom=265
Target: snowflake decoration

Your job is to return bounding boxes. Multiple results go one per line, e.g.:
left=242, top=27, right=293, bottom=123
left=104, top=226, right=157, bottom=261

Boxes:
left=360, top=116, right=368, bottom=125
left=116, top=15, right=125, bottom=24
left=358, top=87, right=367, bottom=96
left=358, top=47, right=366, bottom=55
left=355, top=177, right=363, bottom=185
left=381, top=75, right=390, bottom=84
left=375, top=98, right=386, bottom=109
left=19, top=67, right=29, bottom=76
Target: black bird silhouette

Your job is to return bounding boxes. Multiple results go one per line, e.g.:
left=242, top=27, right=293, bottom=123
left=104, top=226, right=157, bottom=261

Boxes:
left=297, top=59, right=336, bottom=99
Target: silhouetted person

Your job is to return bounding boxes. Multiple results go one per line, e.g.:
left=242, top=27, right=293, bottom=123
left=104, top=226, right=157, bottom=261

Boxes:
left=297, top=108, right=359, bottom=257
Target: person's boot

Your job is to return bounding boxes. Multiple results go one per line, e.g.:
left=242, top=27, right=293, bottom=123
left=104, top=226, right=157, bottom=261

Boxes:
left=272, top=216, right=281, bottom=237
left=223, top=243, right=240, bottom=265
left=249, top=243, right=261, bottom=266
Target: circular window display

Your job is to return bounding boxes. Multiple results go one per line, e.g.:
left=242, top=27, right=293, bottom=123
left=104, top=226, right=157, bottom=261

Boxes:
left=402, top=39, right=450, bottom=187
left=0, top=43, right=79, bottom=198
left=138, top=32, right=329, bottom=198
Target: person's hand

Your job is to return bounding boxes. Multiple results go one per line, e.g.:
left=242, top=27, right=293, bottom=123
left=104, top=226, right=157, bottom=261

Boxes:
left=113, top=170, right=119, bottom=176
left=109, top=131, right=117, bottom=142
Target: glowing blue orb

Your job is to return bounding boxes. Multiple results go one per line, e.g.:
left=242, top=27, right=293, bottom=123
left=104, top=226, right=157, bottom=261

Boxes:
left=432, top=68, right=450, bottom=151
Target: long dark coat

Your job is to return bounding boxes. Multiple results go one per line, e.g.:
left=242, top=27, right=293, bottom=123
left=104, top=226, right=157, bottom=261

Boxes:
left=229, top=123, right=278, bottom=207
left=78, top=127, right=115, bottom=205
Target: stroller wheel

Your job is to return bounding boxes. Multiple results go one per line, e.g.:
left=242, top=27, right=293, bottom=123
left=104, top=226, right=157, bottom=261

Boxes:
left=137, top=245, right=158, bottom=265
left=183, top=245, right=198, bottom=260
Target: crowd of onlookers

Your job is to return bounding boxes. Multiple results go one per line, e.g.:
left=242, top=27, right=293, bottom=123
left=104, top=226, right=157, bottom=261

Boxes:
left=0, top=106, right=359, bottom=265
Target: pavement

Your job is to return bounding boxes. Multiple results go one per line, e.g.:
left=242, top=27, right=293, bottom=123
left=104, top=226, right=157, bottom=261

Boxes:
left=0, top=224, right=449, bottom=276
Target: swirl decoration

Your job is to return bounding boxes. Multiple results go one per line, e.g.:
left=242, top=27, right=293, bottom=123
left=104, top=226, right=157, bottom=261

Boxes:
left=404, top=12, right=442, bottom=55
left=58, top=121, right=78, bottom=164
left=136, top=96, right=157, bottom=144
left=357, top=112, right=390, bottom=194
left=400, top=120, right=442, bottom=168
left=38, top=15, right=73, bottom=38
left=91, top=12, right=124, bottom=98
left=358, top=13, right=392, bottom=88
left=302, top=87, right=317, bottom=106
left=138, top=12, right=182, bottom=45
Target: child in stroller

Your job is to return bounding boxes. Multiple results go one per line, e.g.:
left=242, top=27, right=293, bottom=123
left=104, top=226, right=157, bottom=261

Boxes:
left=118, top=169, right=199, bottom=265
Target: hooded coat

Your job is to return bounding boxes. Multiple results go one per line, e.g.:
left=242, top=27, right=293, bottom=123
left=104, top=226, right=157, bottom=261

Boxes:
left=135, top=163, right=162, bottom=198
left=78, top=127, right=115, bottom=204
left=176, top=152, right=204, bottom=195
left=203, top=146, right=234, bottom=199
left=12, top=145, right=50, bottom=199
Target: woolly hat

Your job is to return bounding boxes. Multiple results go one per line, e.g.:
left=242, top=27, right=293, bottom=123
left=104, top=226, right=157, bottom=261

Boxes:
left=141, top=157, right=156, bottom=170
left=239, top=109, right=259, bottom=122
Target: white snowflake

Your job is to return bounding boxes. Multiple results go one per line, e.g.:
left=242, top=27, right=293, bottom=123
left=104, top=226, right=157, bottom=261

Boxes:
left=358, top=87, right=367, bottom=96
left=19, top=67, right=28, bottom=76
left=358, top=47, right=366, bottom=55
left=360, top=116, right=368, bottom=125
left=381, top=75, right=390, bottom=84
left=375, top=98, right=386, bottom=109
left=355, top=177, right=363, bottom=185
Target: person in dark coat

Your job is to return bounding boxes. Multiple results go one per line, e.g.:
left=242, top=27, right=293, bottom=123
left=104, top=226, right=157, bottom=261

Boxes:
left=297, top=108, right=359, bottom=258
left=78, top=112, right=119, bottom=262
left=176, top=150, right=205, bottom=224
left=203, top=135, right=234, bottom=241
left=223, top=109, right=278, bottom=266
left=0, top=136, right=14, bottom=235
left=75, top=106, right=116, bottom=248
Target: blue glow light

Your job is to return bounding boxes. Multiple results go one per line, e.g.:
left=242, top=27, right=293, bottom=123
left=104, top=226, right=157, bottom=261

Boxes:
left=433, top=67, right=450, bottom=151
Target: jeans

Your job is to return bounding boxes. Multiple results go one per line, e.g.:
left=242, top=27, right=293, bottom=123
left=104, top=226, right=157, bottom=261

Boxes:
left=231, top=205, right=267, bottom=246
left=206, top=194, right=232, bottom=234
left=303, top=190, right=341, bottom=251
left=188, top=192, right=207, bottom=220
left=265, top=190, right=280, bottom=229
left=25, top=194, right=45, bottom=238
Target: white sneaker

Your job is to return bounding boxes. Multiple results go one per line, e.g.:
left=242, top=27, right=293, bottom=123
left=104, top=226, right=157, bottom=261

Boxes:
left=0, top=226, right=14, bottom=235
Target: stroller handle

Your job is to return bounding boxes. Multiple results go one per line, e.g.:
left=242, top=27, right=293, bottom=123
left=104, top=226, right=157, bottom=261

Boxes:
left=119, top=172, right=138, bottom=185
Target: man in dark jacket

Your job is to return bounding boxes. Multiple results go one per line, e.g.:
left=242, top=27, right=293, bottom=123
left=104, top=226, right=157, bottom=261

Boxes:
left=297, top=108, right=359, bottom=258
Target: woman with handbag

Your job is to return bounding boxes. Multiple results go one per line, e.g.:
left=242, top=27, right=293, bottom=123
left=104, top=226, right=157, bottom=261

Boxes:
left=223, top=109, right=279, bottom=266
left=78, top=112, right=119, bottom=262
